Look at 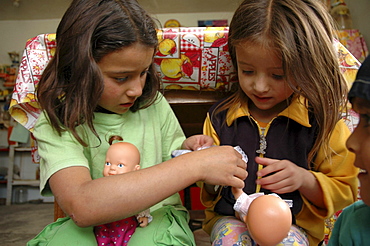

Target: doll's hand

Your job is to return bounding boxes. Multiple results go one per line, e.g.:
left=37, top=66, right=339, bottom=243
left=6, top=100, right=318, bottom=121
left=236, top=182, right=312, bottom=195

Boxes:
left=255, top=156, right=307, bottom=194
left=232, top=187, right=244, bottom=200
left=232, top=187, right=245, bottom=220
left=138, top=216, right=149, bottom=227
left=182, top=134, right=214, bottom=151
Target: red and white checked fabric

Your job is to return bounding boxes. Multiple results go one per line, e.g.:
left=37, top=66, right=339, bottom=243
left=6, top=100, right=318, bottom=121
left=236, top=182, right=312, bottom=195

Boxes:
left=179, top=27, right=205, bottom=51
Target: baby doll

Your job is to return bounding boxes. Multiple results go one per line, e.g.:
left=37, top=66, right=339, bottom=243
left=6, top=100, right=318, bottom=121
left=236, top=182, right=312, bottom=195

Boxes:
left=232, top=188, right=292, bottom=246
left=94, top=136, right=152, bottom=246
left=174, top=145, right=291, bottom=245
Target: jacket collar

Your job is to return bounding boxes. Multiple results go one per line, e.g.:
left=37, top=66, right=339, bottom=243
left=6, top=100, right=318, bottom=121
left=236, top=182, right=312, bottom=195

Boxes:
left=226, top=96, right=311, bottom=127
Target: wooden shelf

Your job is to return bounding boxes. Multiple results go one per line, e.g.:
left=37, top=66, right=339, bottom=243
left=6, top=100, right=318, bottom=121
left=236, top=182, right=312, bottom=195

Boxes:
left=14, top=147, right=32, bottom=152
left=6, top=144, right=35, bottom=205
left=163, top=89, right=231, bottom=137
left=12, top=179, right=39, bottom=186
left=163, top=89, right=231, bottom=105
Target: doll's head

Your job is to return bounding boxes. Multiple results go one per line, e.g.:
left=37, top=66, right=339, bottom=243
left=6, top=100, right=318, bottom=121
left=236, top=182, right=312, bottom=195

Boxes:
left=246, top=195, right=292, bottom=246
left=103, top=136, right=140, bottom=177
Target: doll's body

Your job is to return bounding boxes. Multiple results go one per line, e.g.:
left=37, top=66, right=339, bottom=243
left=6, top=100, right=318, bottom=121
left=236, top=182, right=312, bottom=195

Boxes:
left=94, top=136, right=152, bottom=245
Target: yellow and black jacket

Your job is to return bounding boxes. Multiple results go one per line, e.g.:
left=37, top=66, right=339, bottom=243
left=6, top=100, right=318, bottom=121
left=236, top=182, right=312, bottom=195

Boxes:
left=201, top=96, right=358, bottom=245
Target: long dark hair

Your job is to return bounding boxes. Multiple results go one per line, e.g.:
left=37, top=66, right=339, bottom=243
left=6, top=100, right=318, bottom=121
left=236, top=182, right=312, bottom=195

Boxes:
left=37, top=0, right=160, bottom=146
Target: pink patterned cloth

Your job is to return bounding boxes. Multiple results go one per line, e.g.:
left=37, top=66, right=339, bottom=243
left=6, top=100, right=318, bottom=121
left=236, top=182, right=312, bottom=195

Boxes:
left=94, top=216, right=137, bottom=246
left=337, top=29, right=369, bottom=63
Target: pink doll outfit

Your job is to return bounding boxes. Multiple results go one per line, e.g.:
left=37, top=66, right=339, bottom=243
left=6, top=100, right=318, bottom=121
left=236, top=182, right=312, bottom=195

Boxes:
left=94, top=209, right=152, bottom=246
left=94, top=216, right=137, bottom=246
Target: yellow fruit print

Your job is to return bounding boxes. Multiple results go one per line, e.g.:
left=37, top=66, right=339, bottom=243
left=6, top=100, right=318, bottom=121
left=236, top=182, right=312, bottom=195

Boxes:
left=9, top=99, right=18, bottom=108
left=182, top=86, right=197, bottom=91
left=156, top=29, right=164, bottom=43
left=345, top=54, right=357, bottom=66
left=47, top=33, right=56, bottom=41
left=204, top=27, right=226, bottom=43
left=158, top=39, right=176, bottom=56
left=342, top=68, right=358, bottom=87
left=10, top=108, right=28, bottom=126
left=160, top=54, right=191, bottom=79
left=338, top=45, right=349, bottom=55
left=164, top=84, right=182, bottom=90
left=50, top=48, right=56, bottom=57
left=22, top=93, right=36, bottom=103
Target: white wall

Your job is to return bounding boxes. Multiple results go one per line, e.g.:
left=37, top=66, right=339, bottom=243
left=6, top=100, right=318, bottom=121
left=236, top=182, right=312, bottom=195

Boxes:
left=0, top=19, right=61, bottom=64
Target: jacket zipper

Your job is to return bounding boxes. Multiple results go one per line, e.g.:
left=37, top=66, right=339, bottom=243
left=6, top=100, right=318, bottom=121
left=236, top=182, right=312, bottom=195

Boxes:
left=250, top=117, right=274, bottom=193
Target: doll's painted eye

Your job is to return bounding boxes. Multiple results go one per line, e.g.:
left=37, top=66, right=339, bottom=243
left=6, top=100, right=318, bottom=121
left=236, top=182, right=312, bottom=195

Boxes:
left=105, top=162, right=111, bottom=166
left=117, top=164, right=124, bottom=168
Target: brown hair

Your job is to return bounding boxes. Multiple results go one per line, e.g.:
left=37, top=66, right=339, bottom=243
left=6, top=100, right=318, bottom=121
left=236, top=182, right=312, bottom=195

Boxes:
left=108, top=135, right=124, bottom=146
left=37, top=0, right=160, bottom=147
left=216, top=0, right=348, bottom=164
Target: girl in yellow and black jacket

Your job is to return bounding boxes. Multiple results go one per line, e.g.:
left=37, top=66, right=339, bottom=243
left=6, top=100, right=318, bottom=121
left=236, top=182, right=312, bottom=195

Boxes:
left=200, top=0, right=358, bottom=245
left=201, top=96, right=357, bottom=245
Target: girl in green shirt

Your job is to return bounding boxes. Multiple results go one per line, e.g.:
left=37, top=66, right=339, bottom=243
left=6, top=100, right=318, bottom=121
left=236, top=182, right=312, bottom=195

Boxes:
left=27, top=0, right=248, bottom=245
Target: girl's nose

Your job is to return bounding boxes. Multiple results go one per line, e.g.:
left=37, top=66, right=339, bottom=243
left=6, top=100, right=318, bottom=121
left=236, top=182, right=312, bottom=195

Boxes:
left=253, top=75, right=269, bottom=93
left=127, top=76, right=144, bottom=98
left=346, top=127, right=359, bottom=154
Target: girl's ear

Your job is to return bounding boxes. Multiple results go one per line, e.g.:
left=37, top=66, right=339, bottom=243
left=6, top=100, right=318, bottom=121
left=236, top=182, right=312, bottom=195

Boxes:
left=135, top=165, right=140, bottom=171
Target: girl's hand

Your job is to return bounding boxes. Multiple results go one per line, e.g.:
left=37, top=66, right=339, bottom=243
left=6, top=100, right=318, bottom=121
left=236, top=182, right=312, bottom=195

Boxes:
left=182, top=134, right=214, bottom=151
left=195, top=145, right=248, bottom=189
left=255, top=156, right=307, bottom=194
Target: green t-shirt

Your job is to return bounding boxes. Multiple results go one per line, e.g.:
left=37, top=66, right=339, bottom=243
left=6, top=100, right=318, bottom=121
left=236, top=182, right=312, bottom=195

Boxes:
left=34, top=93, right=186, bottom=212
left=328, top=200, right=370, bottom=246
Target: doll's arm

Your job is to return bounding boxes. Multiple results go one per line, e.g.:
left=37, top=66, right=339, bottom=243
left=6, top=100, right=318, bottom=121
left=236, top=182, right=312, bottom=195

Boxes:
left=137, top=209, right=153, bottom=227
left=137, top=216, right=149, bottom=227
left=233, top=189, right=264, bottom=222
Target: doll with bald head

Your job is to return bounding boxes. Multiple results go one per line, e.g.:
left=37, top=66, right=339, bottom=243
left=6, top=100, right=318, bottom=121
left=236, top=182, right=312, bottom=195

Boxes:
left=104, top=136, right=141, bottom=177
left=94, top=135, right=152, bottom=246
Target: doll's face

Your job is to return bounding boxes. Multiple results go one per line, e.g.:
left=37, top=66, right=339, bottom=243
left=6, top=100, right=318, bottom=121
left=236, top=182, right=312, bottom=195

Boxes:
left=346, top=97, right=370, bottom=205
left=103, top=142, right=140, bottom=176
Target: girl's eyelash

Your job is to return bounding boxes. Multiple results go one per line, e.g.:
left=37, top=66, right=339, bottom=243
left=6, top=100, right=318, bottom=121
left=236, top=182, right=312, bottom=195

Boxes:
left=141, top=70, right=150, bottom=76
left=115, top=77, right=128, bottom=82
left=272, top=74, right=285, bottom=80
left=360, top=114, right=370, bottom=127
left=241, top=70, right=284, bottom=79
left=364, top=114, right=370, bottom=126
left=242, top=70, right=253, bottom=74
left=115, top=70, right=149, bottom=82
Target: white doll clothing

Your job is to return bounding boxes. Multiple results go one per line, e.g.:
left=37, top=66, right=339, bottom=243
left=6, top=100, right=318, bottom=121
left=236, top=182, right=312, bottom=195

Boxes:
left=233, top=192, right=265, bottom=220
